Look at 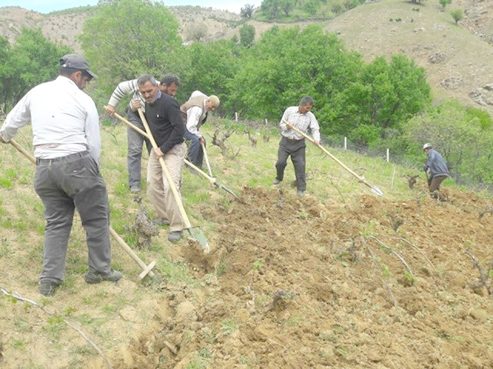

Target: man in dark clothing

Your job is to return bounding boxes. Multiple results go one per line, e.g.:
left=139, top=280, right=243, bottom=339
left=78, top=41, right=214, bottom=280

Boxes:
left=423, top=143, right=450, bottom=201
left=137, top=74, right=186, bottom=242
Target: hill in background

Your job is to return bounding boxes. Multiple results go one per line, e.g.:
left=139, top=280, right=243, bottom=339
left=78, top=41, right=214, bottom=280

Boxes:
left=0, top=0, right=492, bottom=115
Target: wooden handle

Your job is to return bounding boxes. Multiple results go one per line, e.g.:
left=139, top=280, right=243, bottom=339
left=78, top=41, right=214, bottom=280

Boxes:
left=137, top=109, right=192, bottom=228
left=282, top=119, right=368, bottom=185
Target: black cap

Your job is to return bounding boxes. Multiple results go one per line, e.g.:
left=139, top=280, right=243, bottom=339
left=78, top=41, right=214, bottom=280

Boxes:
left=60, top=54, right=97, bottom=79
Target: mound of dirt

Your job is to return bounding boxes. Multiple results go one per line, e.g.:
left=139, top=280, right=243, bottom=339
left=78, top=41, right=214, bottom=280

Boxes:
left=99, top=185, right=493, bottom=368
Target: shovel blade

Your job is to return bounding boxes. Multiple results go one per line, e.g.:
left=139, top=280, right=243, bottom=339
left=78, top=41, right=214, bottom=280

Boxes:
left=371, top=186, right=384, bottom=196
left=187, top=226, right=210, bottom=253
left=215, top=182, right=239, bottom=199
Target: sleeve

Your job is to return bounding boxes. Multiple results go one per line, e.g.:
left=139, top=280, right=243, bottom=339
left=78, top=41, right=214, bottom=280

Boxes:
left=84, top=99, right=102, bottom=166
left=280, top=108, right=290, bottom=132
left=0, top=92, right=33, bottom=142
left=186, top=106, right=203, bottom=138
left=309, top=113, right=321, bottom=142
left=107, top=79, right=138, bottom=107
left=161, top=99, right=185, bottom=154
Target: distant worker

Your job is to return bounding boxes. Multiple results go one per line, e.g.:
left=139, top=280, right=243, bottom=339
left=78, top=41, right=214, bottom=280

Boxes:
left=273, top=96, right=320, bottom=198
left=180, top=91, right=220, bottom=168
left=0, top=54, right=121, bottom=296
left=423, top=143, right=450, bottom=201
left=105, top=74, right=181, bottom=193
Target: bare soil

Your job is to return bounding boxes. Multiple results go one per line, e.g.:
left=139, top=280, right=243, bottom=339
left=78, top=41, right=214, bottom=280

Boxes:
left=105, top=186, right=491, bottom=368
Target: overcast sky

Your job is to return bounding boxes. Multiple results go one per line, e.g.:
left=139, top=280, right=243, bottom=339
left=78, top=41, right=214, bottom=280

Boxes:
left=0, top=0, right=260, bottom=14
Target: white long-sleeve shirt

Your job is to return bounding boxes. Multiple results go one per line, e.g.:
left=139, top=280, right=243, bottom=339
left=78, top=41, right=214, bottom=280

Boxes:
left=107, top=79, right=147, bottom=112
left=0, top=76, right=102, bottom=163
left=280, top=106, right=320, bottom=142
left=185, top=90, right=208, bottom=138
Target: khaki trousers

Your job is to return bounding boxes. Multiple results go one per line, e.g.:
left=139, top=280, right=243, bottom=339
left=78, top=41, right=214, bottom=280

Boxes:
left=147, top=144, right=185, bottom=232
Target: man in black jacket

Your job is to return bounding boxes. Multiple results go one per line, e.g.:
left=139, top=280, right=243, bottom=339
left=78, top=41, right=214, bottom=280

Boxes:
left=137, top=74, right=185, bottom=242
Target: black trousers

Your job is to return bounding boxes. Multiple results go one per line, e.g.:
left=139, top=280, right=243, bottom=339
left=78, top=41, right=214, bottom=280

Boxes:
left=275, top=136, right=306, bottom=191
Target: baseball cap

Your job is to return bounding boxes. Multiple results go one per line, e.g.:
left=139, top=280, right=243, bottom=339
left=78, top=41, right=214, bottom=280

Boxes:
left=208, top=95, right=220, bottom=108
left=60, top=54, right=98, bottom=79
left=423, top=143, right=432, bottom=150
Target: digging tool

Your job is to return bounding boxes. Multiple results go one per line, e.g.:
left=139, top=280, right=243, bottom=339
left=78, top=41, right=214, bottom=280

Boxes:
left=136, top=108, right=210, bottom=253
left=7, top=139, right=160, bottom=283
left=112, top=110, right=238, bottom=199
left=282, top=119, right=384, bottom=196
left=201, top=142, right=214, bottom=178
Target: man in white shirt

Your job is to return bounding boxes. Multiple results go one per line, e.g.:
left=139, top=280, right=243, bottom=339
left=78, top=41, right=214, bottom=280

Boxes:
left=273, top=96, right=320, bottom=198
left=0, top=54, right=121, bottom=296
left=105, top=74, right=181, bottom=193
left=180, top=91, right=220, bottom=168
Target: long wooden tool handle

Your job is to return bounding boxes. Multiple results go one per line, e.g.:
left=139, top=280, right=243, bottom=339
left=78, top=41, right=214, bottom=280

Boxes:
left=9, top=139, right=159, bottom=280
left=137, top=109, right=192, bottom=229
left=201, top=142, right=214, bottom=178
left=111, top=110, right=217, bottom=186
left=9, top=139, right=36, bottom=164
left=282, top=119, right=368, bottom=185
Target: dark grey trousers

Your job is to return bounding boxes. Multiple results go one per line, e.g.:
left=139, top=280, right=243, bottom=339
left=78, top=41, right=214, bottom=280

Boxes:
left=126, top=108, right=151, bottom=187
left=275, top=136, right=307, bottom=191
left=34, top=151, right=112, bottom=284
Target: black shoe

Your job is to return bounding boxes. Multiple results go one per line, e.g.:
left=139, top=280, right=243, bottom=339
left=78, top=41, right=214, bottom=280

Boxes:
left=39, top=281, right=60, bottom=297
left=168, top=231, right=183, bottom=243
left=85, top=269, right=122, bottom=284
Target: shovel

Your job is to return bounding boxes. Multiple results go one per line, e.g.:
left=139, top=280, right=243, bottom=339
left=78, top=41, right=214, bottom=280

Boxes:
left=7, top=139, right=160, bottom=283
left=201, top=141, right=214, bottom=178
left=136, top=109, right=210, bottom=253
left=112, top=110, right=238, bottom=199
left=282, top=120, right=383, bottom=196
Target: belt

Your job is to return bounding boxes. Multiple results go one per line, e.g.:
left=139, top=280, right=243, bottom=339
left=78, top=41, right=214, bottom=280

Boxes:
left=36, top=151, right=89, bottom=165
left=284, top=136, right=304, bottom=143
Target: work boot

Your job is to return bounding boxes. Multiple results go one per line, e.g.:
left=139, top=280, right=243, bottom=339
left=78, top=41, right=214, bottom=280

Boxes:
left=273, top=178, right=281, bottom=185
left=85, top=269, right=122, bottom=284
left=168, top=231, right=183, bottom=243
left=130, top=185, right=141, bottom=194
left=39, top=280, right=60, bottom=297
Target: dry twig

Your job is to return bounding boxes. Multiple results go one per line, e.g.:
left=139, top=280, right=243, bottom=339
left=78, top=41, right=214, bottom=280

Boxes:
left=369, top=236, right=414, bottom=277
left=0, top=287, right=113, bottom=369
left=464, top=249, right=492, bottom=295
left=361, top=237, right=397, bottom=307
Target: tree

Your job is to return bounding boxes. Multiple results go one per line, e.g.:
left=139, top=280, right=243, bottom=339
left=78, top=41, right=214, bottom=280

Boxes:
left=239, top=24, right=255, bottom=47
left=439, top=0, right=451, bottom=10
left=260, top=0, right=281, bottom=19
left=179, top=40, right=239, bottom=111
left=403, top=100, right=493, bottom=186
left=0, top=28, right=71, bottom=111
left=79, top=0, right=182, bottom=97
left=450, top=8, right=463, bottom=25
left=240, top=4, right=255, bottom=18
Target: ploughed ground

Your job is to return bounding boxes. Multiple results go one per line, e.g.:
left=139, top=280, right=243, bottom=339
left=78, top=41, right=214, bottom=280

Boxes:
left=1, top=183, right=492, bottom=368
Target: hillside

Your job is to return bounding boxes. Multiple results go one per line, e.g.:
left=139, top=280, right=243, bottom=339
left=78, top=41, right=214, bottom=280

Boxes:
left=0, top=118, right=492, bottom=368
left=1, top=1, right=492, bottom=114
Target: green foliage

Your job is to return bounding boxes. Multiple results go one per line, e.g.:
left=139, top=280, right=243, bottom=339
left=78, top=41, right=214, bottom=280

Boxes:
left=240, top=3, right=256, bottom=18
left=0, top=29, right=71, bottom=111
left=439, top=0, right=451, bottom=9
left=403, top=100, right=493, bottom=187
left=179, top=40, right=239, bottom=113
left=450, top=8, right=463, bottom=25
left=80, top=0, right=182, bottom=97
left=239, top=24, right=255, bottom=47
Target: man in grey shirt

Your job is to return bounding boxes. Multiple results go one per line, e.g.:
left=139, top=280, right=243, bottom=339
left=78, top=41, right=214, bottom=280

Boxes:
left=0, top=54, right=121, bottom=296
left=423, top=143, right=450, bottom=201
